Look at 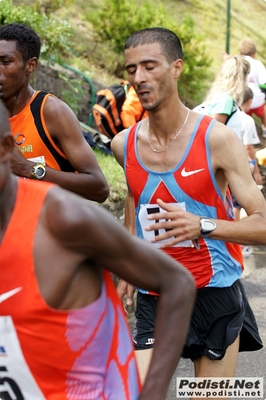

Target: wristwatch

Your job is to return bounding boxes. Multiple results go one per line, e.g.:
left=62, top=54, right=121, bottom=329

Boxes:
left=32, top=163, right=46, bottom=180
left=200, top=217, right=216, bottom=238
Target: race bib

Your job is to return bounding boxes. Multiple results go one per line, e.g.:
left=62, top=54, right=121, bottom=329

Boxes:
left=27, top=155, right=46, bottom=165
left=138, top=202, right=193, bottom=248
left=0, top=316, right=45, bottom=399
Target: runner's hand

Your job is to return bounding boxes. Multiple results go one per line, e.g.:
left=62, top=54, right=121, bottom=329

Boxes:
left=117, top=279, right=135, bottom=313
left=145, top=198, right=200, bottom=247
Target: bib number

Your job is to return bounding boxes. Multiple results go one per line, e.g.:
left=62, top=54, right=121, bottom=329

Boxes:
left=0, top=316, right=45, bottom=400
left=139, top=202, right=193, bottom=248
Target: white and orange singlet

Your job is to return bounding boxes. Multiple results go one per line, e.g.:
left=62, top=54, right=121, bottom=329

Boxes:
left=0, top=179, right=140, bottom=400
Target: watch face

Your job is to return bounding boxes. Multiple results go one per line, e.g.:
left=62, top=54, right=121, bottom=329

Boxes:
left=200, top=218, right=216, bottom=237
left=203, top=220, right=215, bottom=231
left=36, top=167, right=44, bottom=177
left=32, top=164, right=46, bottom=179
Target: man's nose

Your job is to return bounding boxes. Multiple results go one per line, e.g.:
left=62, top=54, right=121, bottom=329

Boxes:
left=134, top=67, right=147, bottom=85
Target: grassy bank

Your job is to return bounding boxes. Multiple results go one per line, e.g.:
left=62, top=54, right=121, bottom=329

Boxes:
left=93, top=149, right=127, bottom=201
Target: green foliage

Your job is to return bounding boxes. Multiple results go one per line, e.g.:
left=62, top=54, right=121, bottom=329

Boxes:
left=0, top=0, right=84, bottom=111
left=86, top=0, right=212, bottom=107
left=176, top=17, right=213, bottom=107
left=87, top=0, right=169, bottom=55
left=58, top=72, right=87, bottom=115
left=33, top=0, right=74, bottom=16
left=0, top=0, right=73, bottom=59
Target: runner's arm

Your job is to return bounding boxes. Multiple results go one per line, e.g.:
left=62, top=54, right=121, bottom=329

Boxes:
left=45, top=189, right=196, bottom=400
left=11, top=96, right=109, bottom=202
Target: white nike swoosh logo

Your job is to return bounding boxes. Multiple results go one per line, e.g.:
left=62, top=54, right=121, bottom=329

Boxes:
left=181, top=167, right=205, bottom=177
left=0, top=287, right=22, bottom=304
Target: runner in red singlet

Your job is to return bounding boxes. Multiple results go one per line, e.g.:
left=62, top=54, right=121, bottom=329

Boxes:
left=111, top=28, right=265, bottom=397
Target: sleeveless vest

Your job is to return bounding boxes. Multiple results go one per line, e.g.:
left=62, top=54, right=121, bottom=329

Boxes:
left=0, top=179, right=140, bottom=399
left=124, top=114, right=243, bottom=289
left=9, top=91, right=75, bottom=171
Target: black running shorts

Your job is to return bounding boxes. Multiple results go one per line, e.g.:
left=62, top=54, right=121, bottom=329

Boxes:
left=132, top=291, right=158, bottom=350
left=133, top=280, right=263, bottom=359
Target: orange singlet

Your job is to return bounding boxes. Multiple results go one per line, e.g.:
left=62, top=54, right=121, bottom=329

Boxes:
left=0, top=179, right=141, bottom=399
left=9, top=91, right=75, bottom=171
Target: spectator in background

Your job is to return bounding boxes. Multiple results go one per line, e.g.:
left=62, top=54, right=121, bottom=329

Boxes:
left=121, top=85, right=148, bottom=128
left=196, top=58, right=262, bottom=257
left=199, top=59, right=261, bottom=180
left=239, top=38, right=266, bottom=138
left=202, top=55, right=250, bottom=139
left=0, top=23, right=109, bottom=202
left=240, top=86, right=262, bottom=187
left=233, top=86, right=263, bottom=256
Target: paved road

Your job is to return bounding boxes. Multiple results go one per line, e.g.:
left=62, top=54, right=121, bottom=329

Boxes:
left=166, top=245, right=266, bottom=400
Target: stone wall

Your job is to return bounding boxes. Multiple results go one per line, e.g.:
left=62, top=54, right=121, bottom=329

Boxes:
left=32, top=61, right=103, bottom=129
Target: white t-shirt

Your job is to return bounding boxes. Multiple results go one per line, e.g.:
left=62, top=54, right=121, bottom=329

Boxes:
left=244, top=55, right=266, bottom=108
left=240, top=111, right=260, bottom=145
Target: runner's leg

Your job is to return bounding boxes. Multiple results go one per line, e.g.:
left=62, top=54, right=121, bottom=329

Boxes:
left=191, top=335, right=240, bottom=400
left=134, top=348, right=153, bottom=384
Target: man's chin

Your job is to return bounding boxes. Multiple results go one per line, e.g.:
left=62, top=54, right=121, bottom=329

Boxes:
left=141, top=100, right=154, bottom=111
left=143, top=104, right=158, bottom=112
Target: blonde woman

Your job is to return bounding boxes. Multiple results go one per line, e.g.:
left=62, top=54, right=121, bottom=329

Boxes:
left=204, top=55, right=250, bottom=138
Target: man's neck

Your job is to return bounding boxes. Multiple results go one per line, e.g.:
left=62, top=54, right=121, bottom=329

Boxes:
left=5, top=86, right=35, bottom=117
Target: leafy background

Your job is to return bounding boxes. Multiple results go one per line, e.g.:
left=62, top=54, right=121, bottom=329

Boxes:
left=1, top=0, right=266, bottom=201
left=6, top=0, right=266, bottom=104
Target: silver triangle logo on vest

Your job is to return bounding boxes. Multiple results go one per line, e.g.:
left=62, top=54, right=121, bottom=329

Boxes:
left=181, top=167, right=205, bottom=177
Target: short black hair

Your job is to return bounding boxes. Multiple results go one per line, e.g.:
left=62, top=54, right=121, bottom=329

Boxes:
left=125, top=27, right=183, bottom=63
left=0, top=23, right=41, bottom=65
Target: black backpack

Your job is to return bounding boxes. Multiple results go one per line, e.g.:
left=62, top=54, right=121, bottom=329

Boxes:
left=92, top=81, right=131, bottom=139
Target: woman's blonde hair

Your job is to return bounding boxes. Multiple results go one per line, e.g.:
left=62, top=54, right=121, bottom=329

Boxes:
left=205, top=55, right=250, bottom=106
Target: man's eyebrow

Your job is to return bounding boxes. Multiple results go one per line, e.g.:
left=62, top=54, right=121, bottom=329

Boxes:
left=0, top=52, right=14, bottom=58
left=125, top=59, right=158, bottom=69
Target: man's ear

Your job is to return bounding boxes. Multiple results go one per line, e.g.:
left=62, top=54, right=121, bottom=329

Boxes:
left=25, top=57, right=38, bottom=76
left=0, top=134, right=14, bottom=161
left=172, top=58, right=183, bottom=79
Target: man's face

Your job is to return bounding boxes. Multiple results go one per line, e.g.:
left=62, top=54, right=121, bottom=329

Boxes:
left=0, top=40, right=27, bottom=101
left=125, top=42, right=180, bottom=112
